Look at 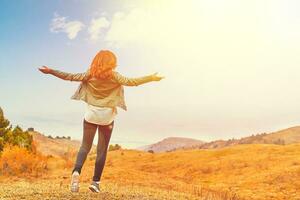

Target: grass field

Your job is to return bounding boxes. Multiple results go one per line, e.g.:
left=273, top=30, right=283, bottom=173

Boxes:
left=1, top=143, right=300, bottom=199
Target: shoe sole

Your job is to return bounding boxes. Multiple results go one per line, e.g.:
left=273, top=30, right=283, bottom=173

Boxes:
left=70, top=174, right=80, bottom=192
left=89, top=185, right=100, bottom=193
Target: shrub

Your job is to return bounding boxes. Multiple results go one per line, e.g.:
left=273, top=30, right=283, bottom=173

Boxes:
left=0, top=137, right=4, bottom=152
left=109, top=144, right=122, bottom=151
left=274, top=138, right=285, bottom=145
left=27, top=127, right=34, bottom=131
left=0, top=144, right=48, bottom=177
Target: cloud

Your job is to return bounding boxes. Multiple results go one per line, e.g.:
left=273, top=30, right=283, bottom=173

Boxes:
left=104, top=9, right=152, bottom=46
left=50, top=13, right=85, bottom=40
left=88, top=17, right=110, bottom=41
left=104, top=1, right=258, bottom=51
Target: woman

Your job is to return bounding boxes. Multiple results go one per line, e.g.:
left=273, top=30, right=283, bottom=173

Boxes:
left=38, top=50, right=164, bottom=193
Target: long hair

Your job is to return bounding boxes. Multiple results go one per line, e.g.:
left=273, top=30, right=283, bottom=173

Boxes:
left=89, top=50, right=117, bottom=79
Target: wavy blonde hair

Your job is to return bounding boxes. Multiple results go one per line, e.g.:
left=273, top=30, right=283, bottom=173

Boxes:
left=89, top=50, right=117, bottom=79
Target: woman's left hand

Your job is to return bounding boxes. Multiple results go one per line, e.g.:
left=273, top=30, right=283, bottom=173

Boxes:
left=38, top=66, right=53, bottom=74
left=151, top=72, right=165, bottom=81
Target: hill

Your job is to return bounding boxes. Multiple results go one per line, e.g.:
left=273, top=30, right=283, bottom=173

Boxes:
left=136, top=137, right=205, bottom=152
left=29, top=131, right=96, bottom=157
left=152, top=126, right=300, bottom=151
left=174, top=126, right=300, bottom=151
left=263, top=126, right=300, bottom=144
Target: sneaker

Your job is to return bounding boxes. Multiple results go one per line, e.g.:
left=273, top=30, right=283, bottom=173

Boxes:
left=70, top=171, right=80, bottom=192
left=89, top=181, right=100, bottom=193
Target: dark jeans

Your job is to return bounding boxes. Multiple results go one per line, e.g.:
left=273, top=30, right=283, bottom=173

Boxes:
left=72, top=119, right=114, bottom=182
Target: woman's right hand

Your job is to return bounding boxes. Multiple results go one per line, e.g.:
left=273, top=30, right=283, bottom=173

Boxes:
left=151, top=72, right=165, bottom=81
left=38, top=66, right=53, bottom=74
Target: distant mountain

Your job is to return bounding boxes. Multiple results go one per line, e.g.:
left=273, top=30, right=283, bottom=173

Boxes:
left=31, top=125, right=300, bottom=155
left=29, top=131, right=96, bottom=157
left=177, top=126, right=300, bottom=150
left=137, top=126, right=300, bottom=153
left=136, top=137, right=205, bottom=153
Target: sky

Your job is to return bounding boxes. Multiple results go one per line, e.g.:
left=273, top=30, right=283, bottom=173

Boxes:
left=1, top=0, right=300, bottom=148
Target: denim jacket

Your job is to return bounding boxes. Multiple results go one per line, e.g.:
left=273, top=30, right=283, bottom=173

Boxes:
left=49, top=69, right=155, bottom=111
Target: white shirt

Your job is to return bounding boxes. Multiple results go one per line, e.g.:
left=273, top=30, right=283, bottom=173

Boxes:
left=84, top=103, right=117, bottom=125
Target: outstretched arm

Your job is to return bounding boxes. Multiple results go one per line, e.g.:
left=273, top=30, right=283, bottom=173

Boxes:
left=113, top=71, right=164, bottom=86
left=38, top=66, right=89, bottom=82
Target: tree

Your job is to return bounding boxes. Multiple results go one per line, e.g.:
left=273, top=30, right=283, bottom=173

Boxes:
left=0, top=107, right=12, bottom=151
left=0, top=107, right=33, bottom=152
left=11, top=126, right=33, bottom=150
left=0, top=107, right=11, bottom=137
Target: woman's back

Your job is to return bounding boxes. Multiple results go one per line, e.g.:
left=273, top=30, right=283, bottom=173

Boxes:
left=85, top=74, right=121, bottom=99
left=69, top=70, right=155, bottom=111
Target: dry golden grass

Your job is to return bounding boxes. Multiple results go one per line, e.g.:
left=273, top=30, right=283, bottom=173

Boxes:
left=82, top=143, right=300, bottom=200
left=0, top=180, right=206, bottom=200
left=1, top=143, right=300, bottom=199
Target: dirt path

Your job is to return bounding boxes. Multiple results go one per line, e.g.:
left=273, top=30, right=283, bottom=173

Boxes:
left=0, top=179, right=200, bottom=200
